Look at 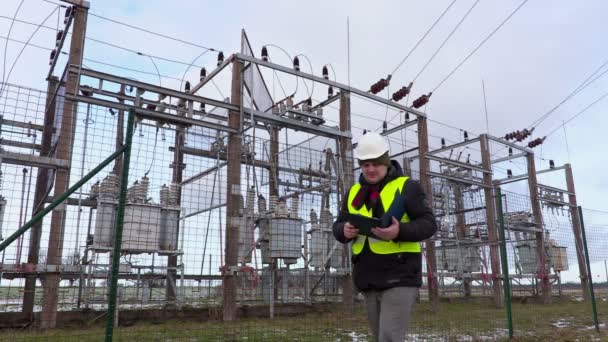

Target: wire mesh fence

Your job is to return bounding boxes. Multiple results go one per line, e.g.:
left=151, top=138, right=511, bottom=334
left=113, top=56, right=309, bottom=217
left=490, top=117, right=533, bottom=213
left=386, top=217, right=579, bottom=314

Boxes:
left=0, top=79, right=606, bottom=341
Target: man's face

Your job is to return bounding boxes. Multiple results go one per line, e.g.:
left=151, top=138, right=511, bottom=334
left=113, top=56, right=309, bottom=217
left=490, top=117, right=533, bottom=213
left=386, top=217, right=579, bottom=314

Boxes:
left=360, top=161, right=388, bottom=184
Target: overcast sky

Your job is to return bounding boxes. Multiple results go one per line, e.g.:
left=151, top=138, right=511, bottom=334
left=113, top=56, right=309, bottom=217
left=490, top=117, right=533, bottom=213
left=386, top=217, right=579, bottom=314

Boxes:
left=2, top=0, right=607, bottom=211
left=1, top=1, right=608, bottom=279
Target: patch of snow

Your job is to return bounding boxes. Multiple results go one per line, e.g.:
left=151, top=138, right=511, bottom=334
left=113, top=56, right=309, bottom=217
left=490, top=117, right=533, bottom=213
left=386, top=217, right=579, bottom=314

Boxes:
left=551, top=319, right=571, bottom=328
left=344, top=331, right=368, bottom=342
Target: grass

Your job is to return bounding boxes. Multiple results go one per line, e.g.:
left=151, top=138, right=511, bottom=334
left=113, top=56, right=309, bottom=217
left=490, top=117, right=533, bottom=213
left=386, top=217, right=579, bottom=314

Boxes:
left=0, top=297, right=606, bottom=341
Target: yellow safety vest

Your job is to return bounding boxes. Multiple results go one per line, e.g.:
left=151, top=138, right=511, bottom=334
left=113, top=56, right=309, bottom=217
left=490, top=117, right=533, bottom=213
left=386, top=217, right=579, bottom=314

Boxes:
left=348, top=176, right=421, bottom=255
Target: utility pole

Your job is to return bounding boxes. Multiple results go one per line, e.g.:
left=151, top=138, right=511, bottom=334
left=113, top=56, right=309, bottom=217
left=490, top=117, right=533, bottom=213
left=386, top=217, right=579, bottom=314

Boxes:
left=338, top=91, right=354, bottom=312
left=564, top=163, right=590, bottom=300
left=417, top=116, right=439, bottom=311
left=527, top=153, right=551, bottom=304
left=222, top=59, right=243, bottom=321
left=23, top=76, right=59, bottom=318
left=480, top=134, right=503, bottom=308
left=40, top=2, right=88, bottom=328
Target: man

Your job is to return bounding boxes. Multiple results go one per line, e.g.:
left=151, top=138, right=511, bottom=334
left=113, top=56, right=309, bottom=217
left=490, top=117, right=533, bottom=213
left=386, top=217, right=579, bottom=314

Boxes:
left=332, top=131, right=437, bottom=342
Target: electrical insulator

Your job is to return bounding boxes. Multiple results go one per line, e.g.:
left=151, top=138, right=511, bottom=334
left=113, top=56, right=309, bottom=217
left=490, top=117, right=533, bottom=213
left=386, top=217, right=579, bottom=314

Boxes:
left=200, top=67, right=206, bottom=81
left=185, top=81, right=191, bottom=92
left=64, top=7, right=72, bottom=24
left=328, top=86, right=334, bottom=99
left=316, top=107, right=323, bottom=118
left=79, top=85, right=93, bottom=97
left=261, top=46, right=269, bottom=62
left=549, top=160, right=555, bottom=169
left=56, top=31, right=63, bottom=46
left=463, top=131, right=469, bottom=141
left=291, top=195, right=299, bottom=218
left=391, top=82, right=412, bottom=102
left=293, top=56, right=300, bottom=71
left=405, top=112, right=410, bottom=122
left=286, top=96, right=293, bottom=109
left=272, top=104, right=279, bottom=114
left=412, top=92, right=432, bottom=109
left=49, top=49, right=57, bottom=65
left=441, top=138, right=446, bottom=148
left=370, top=76, right=391, bottom=95
left=382, top=121, right=387, bottom=133
left=200, top=103, right=206, bottom=113
left=160, top=184, right=170, bottom=206
left=466, top=154, right=470, bottom=164
left=217, top=51, right=224, bottom=66
left=310, top=209, right=318, bottom=225
left=507, top=169, right=513, bottom=178
left=257, top=194, right=267, bottom=214
left=246, top=186, right=255, bottom=214
left=527, top=136, right=546, bottom=148
left=508, top=147, right=513, bottom=156
left=322, top=66, right=329, bottom=80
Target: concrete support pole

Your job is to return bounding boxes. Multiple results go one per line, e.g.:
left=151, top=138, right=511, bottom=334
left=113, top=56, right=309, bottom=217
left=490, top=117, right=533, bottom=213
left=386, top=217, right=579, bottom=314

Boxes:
left=480, top=134, right=503, bottom=308
left=222, top=60, right=243, bottom=321
left=41, top=3, right=88, bottom=328
left=526, top=153, right=551, bottom=304
left=417, top=117, right=439, bottom=311
left=23, top=76, right=59, bottom=317
left=564, top=164, right=590, bottom=300
left=338, top=92, right=354, bottom=312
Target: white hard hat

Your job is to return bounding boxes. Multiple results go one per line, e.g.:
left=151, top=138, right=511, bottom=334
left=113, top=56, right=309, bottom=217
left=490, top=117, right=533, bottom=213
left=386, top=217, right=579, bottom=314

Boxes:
left=354, top=131, right=389, bottom=160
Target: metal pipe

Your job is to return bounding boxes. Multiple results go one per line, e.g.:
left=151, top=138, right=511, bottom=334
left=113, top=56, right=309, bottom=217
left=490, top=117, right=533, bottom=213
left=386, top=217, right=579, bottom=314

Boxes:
left=496, top=188, right=513, bottom=338
left=105, top=110, right=135, bottom=341
left=577, top=206, right=600, bottom=333
left=74, top=102, right=91, bottom=259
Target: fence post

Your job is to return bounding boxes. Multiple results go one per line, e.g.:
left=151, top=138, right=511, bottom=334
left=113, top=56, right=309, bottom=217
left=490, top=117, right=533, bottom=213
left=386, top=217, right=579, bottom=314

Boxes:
left=495, top=188, right=513, bottom=339
left=105, top=110, right=135, bottom=342
left=577, top=206, right=600, bottom=333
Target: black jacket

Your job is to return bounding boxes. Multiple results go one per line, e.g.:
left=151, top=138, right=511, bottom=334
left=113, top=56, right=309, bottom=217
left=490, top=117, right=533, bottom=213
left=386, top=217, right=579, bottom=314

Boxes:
left=332, top=160, right=437, bottom=291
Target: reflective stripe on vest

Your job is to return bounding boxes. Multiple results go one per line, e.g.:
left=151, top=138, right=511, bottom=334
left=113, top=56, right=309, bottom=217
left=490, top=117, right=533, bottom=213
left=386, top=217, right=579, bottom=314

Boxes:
left=348, top=176, right=421, bottom=255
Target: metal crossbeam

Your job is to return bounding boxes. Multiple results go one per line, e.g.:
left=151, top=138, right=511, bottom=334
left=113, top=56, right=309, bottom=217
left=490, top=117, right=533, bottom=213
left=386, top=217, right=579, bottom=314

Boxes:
left=491, top=152, right=527, bottom=164
left=428, top=137, right=480, bottom=155
left=68, top=94, right=236, bottom=133
left=190, top=54, right=235, bottom=94
left=235, top=53, right=427, bottom=118
left=0, top=151, right=69, bottom=169
left=486, top=135, right=533, bottom=154
left=427, top=171, right=487, bottom=188
left=70, top=65, right=238, bottom=111
left=426, top=154, right=491, bottom=174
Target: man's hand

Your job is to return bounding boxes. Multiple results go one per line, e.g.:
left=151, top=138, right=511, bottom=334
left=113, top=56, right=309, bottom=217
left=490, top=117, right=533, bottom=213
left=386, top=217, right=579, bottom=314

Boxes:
left=344, top=222, right=359, bottom=239
left=371, top=217, right=400, bottom=241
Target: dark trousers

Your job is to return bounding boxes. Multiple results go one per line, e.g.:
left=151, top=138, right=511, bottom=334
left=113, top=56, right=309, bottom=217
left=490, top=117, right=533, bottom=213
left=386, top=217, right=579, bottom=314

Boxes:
left=363, top=286, right=418, bottom=342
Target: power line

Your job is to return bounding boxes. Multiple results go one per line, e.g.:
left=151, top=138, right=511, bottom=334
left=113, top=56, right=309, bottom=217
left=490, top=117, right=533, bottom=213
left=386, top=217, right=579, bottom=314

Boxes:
left=0, top=15, right=211, bottom=69
left=40, top=0, right=219, bottom=52
left=88, top=13, right=218, bottom=52
left=0, top=6, right=59, bottom=99
left=2, top=0, right=25, bottom=90
left=412, top=0, right=481, bottom=84
left=390, top=0, right=458, bottom=76
left=545, top=89, right=608, bottom=138
left=432, top=0, right=530, bottom=93
left=583, top=208, right=608, bottom=215
left=0, top=35, right=185, bottom=81
left=528, top=59, right=608, bottom=129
